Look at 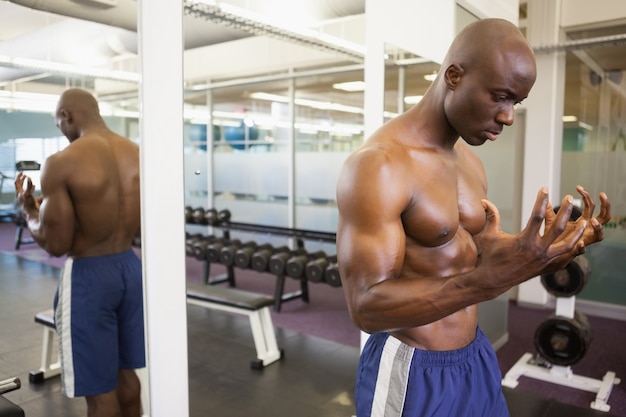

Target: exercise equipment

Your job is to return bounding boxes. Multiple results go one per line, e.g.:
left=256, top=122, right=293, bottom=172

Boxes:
left=185, top=233, right=205, bottom=257
left=184, top=206, right=193, bottom=223
left=29, top=310, right=60, bottom=383
left=234, top=243, right=272, bottom=269
left=219, top=240, right=249, bottom=266
left=0, top=377, right=24, bottom=417
left=202, top=208, right=217, bottom=225
left=183, top=208, right=340, bottom=310
left=187, top=207, right=231, bottom=226
left=324, top=261, right=342, bottom=287
left=268, top=248, right=307, bottom=276
left=0, top=378, right=19, bottom=396
left=192, top=236, right=220, bottom=261
left=305, top=255, right=336, bottom=283
left=206, top=239, right=238, bottom=263
left=286, top=251, right=326, bottom=279
left=186, top=283, right=282, bottom=369
left=191, top=207, right=207, bottom=225
left=534, top=311, right=592, bottom=366
left=251, top=245, right=289, bottom=273
left=541, top=255, right=590, bottom=297
left=217, top=209, right=231, bottom=223
left=502, top=253, right=620, bottom=412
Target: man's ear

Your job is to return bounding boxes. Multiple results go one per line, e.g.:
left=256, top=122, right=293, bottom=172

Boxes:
left=60, top=109, right=72, bottom=122
left=444, top=64, right=464, bottom=89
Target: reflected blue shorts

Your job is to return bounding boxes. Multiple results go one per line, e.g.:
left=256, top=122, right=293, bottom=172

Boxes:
left=54, top=249, right=145, bottom=398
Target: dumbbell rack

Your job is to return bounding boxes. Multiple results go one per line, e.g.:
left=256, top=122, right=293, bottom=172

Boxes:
left=501, top=295, right=621, bottom=412
left=188, top=212, right=338, bottom=312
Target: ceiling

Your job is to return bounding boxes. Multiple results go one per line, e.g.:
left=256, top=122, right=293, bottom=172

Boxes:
left=0, top=0, right=366, bottom=101
left=1, top=0, right=626, bottom=128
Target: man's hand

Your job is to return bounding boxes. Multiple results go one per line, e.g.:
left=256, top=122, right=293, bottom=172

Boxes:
left=545, top=185, right=610, bottom=247
left=14, top=172, right=40, bottom=214
left=474, top=188, right=587, bottom=294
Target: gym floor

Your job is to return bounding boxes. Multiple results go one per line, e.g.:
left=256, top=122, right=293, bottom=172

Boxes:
left=0, top=240, right=623, bottom=416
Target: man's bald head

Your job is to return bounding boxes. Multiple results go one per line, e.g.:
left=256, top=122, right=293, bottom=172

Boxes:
left=56, top=88, right=101, bottom=119
left=55, top=88, right=106, bottom=142
left=441, top=18, right=536, bottom=79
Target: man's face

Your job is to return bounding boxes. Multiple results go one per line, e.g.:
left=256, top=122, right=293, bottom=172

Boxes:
left=445, top=49, right=536, bottom=146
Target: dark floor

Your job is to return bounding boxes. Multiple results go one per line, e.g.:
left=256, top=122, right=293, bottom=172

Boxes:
left=0, top=245, right=623, bottom=416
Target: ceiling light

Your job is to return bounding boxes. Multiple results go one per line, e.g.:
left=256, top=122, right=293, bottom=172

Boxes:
left=250, top=91, right=364, bottom=114
left=0, top=90, right=59, bottom=113
left=404, top=95, right=423, bottom=104
left=249, top=92, right=289, bottom=103
left=562, top=115, right=578, bottom=122
left=423, top=72, right=437, bottom=82
left=0, top=55, right=139, bottom=83
left=332, top=81, right=365, bottom=92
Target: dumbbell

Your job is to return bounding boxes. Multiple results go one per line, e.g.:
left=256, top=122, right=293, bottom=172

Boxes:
left=185, top=233, right=205, bottom=257
left=534, top=311, right=593, bottom=366
left=286, top=251, right=326, bottom=279
left=324, top=261, right=342, bottom=287
left=206, top=238, right=237, bottom=263
left=234, top=242, right=272, bottom=269
left=305, top=255, right=337, bottom=283
left=192, top=236, right=219, bottom=261
left=219, top=240, right=248, bottom=266
left=184, top=206, right=193, bottom=223
left=218, top=209, right=231, bottom=223
left=269, top=248, right=307, bottom=276
left=541, top=255, right=590, bottom=298
left=206, top=239, right=241, bottom=263
left=251, top=245, right=289, bottom=272
left=204, top=208, right=218, bottom=225
left=190, top=207, right=207, bottom=225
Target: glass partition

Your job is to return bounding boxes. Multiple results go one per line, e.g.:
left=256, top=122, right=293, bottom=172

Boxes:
left=293, top=67, right=363, bottom=239
left=560, top=24, right=626, bottom=307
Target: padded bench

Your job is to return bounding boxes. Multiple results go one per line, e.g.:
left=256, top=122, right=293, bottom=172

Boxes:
left=186, top=283, right=283, bottom=369
left=32, top=285, right=283, bottom=379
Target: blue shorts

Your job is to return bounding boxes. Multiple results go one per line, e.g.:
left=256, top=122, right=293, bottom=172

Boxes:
left=355, top=328, right=509, bottom=417
left=54, top=250, right=146, bottom=398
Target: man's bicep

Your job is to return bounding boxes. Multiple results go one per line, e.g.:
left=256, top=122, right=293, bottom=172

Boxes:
left=39, top=162, right=75, bottom=254
left=337, top=192, right=407, bottom=288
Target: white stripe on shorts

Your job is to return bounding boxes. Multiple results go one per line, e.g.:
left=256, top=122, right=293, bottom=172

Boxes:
left=56, top=258, right=76, bottom=398
left=370, top=335, right=414, bottom=417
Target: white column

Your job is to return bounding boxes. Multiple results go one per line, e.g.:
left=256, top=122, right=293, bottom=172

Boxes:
left=138, top=1, right=189, bottom=416
left=517, top=0, right=566, bottom=306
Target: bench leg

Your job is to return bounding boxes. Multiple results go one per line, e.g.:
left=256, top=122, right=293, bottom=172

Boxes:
left=29, top=327, right=61, bottom=383
left=248, top=307, right=282, bottom=369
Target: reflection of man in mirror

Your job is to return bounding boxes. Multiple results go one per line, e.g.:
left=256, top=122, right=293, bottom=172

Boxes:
left=14, top=88, right=145, bottom=417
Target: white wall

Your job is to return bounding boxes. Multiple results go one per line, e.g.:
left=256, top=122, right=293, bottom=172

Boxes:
left=457, top=0, right=518, bottom=21
left=560, top=0, right=626, bottom=29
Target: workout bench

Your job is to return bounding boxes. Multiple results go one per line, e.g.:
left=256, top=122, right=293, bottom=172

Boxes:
left=186, top=283, right=283, bottom=369
left=29, top=310, right=60, bottom=383
left=31, top=285, right=283, bottom=380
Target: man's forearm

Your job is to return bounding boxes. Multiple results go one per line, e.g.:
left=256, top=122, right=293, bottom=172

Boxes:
left=22, top=206, right=47, bottom=248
